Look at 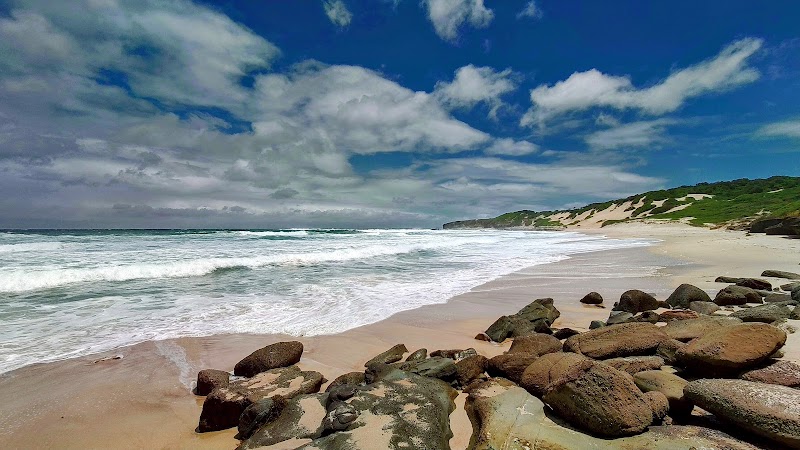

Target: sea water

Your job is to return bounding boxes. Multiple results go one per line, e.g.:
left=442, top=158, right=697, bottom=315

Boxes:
left=0, top=228, right=652, bottom=373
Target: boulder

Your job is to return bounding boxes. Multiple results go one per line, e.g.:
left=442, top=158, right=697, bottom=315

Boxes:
left=517, top=297, right=561, bottom=324
left=507, top=333, right=562, bottom=356
left=761, top=270, right=800, bottom=280
left=364, top=344, right=408, bottom=367
left=684, top=379, right=800, bottom=448
left=519, top=352, right=593, bottom=397
left=603, top=356, right=664, bottom=375
left=404, top=348, right=427, bottom=362
left=793, top=305, right=800, bottom=319
left=736, top=278, right=772, bottom=290
left=233, top=341, right=304, bottom=377
left=613, top=289, right=660, bottom=314
left=662, top=315, right=742, bottom=342
left=237, top=394, right=324, bottom=449
left=487, top=353, right=538, bottom=383
left=237, top=396, right=288, bottom=441
left=473, top=332, right=491, bottom=342
left=563, top=322, right=669, bottom=359
left=429, top=348, right=476, bottom=361
left=466, top=378, right=760, bottom=450
left=765, top=217, right=800, bottom=236
left=656, top=339, right=686, bottom=365
left=715, top=285, right=762, bottom=306
left=781, top=281, right=800, bottom=291
left=658, top=309, right=699, bottom=322
left=750, top=218, right=785, bottom=233
left=589, top=320, right=606, bottom=329
left=196, top=369, right=230, bottom=396
left=740, top=360, right=800, bottom=388
left=552, top=327, right=581, bottom=340
left=198, top=365, right=324, bottom=432
left=580, top=291, right=603, bottom=304
left=455, top=355, right=488, bottom=386
left=398, top=356, right=457, bottom=382
left=484, top=315, right=539, bottom=342
left=633, top=370, right=693, bottom=417
left=716, top=276, right=745, bottom=284
left=325, top=372, right=366, bottom=392
left=666, top=284, right=711, bottom=309
left=689, top=301, right=721, bottom=315
left=606, top=311, right=634, bottom=325
left=630, top=311, right=659, bottom=324
left=643, top=391, right=669, bottom=423
left=731, top=302, right=794, bottom=323
left=794, top=286, right=800, bottom=302
left=763, top=293, right=792, bottom=303
left=675, top=323, right=787, bottom=376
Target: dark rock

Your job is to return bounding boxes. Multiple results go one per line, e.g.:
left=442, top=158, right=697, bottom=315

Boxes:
left=589, top=320, right=605, bottom=329
left=404, top=348, right=427, bottom=362
left=731, top=303, right=794, bottom=323
left=643, top=391, right=669, bottom=423
left=198, top=365, right=323, bottom=432
left=666, top=284, right=711, bottom=309
left=322, top=401, right=358, bottom=432
left=364, top=344, right=408, bottom=367
left=237, top=393, right=326, bottom=449
left=658, top=309, right=700, bottom=322
left=603, top=356, right=664, bottom=375
left=634, top=370, right=693, bottom=418
left=233, top=341, right=304, bottom=377
left=580, top=291, right=603, bottom=304
left=715, top=285, right=762, bottom=306
left=473, top=332, right=492, bottom=341
left=399, top=356, right=457, bottom=381
left=792, top=285, right=800, bottom=302
left=763, top=293, right=792, bottom=303
left=630, top=311, right=659, bottom=324
left=606, top=311, right=633, bottom=325
left=325, top=372, right=366, bottom=392
left=656, top=339, right=686, bottom=365
left=684, top=379, right=800, bottom=448
left=484, top=299, right=561, bottom=341
left=675, top=323, right=787, bottom=376
left=793, top=305, right=800, bottom=320
left=765, top=217, right=800, bottom=236
left=487, top=353, right=538, bottom=383
left=736, top=278, right=772, bottom=290
left=781, top=281, right=800, bottom=291
left=716, top=276, right=745, bottom=284
left=455, top=355, right=488, bottom=386
left=663, top=315, right=742, bottom=342
left=762, top=270, right=800, bottom=280
left=237, top=396, right=287, bottom=440
left=519, top=352, right=592, bottom=397
left=613, top=289, right=660, bottom=314
left=484, top=315, right=537, bottom=342
left=430, top=348, right=476, bottom=361
left=507, top=333, right=562, bottom=356
left=563, top=322, right=669, bottom=359
left=689, top=301, right=721, bottom=315
left=196, top=369, right=230, bottom=396
left=552, top=327, right=581, bottom=340
left=327, top=384, right=358, bottom=404
left=740, top=360, right=800, bottom=388
left=750, top=218, right=785, bottom=233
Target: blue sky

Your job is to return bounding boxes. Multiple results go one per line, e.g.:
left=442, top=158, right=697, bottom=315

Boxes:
left=0, top=0, right=798, bottom=228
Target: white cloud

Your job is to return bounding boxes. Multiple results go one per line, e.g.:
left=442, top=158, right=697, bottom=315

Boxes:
left=585, top=119, right=674, bottom=150
left=423, top=0, right=493, bottom=42
left=323, top=0, right=352, bottom=28
left=756, top=119, right=800, bottom=138
left=434, top=65, right=517, bottom=118
left=521, top=38, right=763, bottom=126
left=517, top=1, right=542, bottom=20
left=485, top=138, right=539, bottom=156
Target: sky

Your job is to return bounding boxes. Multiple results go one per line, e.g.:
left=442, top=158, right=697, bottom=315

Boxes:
left=0, top=0, right=798, bottom=229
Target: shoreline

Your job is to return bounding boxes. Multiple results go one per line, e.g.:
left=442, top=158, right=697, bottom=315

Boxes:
left=1, top=223, right=799, bottom=449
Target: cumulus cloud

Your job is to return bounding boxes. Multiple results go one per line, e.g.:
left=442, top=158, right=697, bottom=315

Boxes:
left=517, top=1, right=542, bottom=20
left=585, top=119, right=675, bottom=150
left=434, top=65, right=518, bottom=118
left=521, top=38, right=763, bottom=126
left=323, top=0, right=352, bottom=28
left=756, top=119, right=800, bottom=138
left=484, top=138, right=540, bottom=156
left=423, top=0, right=493, bottom=42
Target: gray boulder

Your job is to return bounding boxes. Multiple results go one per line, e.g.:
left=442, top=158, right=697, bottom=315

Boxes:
left=761, top=270, right=800, bottom=280
left=763, top=293, right=792, bottom=303
left=689, top=301, right=721, bottom=315
left=731, top=302, right=794, bottom=323
left=613, top=289, right=660, bottom=314
left=237, top=394, right=324, bottom=449
left=233, top=341, right=304, bottom=377
left=715, top=285, right=762, bottom=306
left=606, top=311, right=633, bottom=325
left=580, top=291, right=603, bottom=304
left=398, top=356, right=457, bottom=382
left=325, top=372, right=366, bottom=392
left=589, top=320, right=606, bottom=329
left=666, top=284, right=711, bottom=309
left=735, top=278, right=772, bottom=290
left=484, top=298, right=560, bottom=341
left=364, top=344, right=408, bottom=367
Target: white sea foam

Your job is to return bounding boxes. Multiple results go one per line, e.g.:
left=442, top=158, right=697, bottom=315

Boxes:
left=0, top=242, right=63, bottom=253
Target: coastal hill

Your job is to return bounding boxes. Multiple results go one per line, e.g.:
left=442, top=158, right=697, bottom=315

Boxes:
left=443, top=176, right=800, bottom=231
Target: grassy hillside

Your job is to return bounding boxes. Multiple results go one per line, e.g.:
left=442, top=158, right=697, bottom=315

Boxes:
left=443, top=176, right=800, bottom=229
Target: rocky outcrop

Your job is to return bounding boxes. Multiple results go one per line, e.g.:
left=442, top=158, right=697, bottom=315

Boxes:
left=507, top=333, right=562, bottom=356
left=749, top=217, right=786, bottom=233
left=613, top=289, right=660, bottom=314
left=484, top=298, right=560, bottom=341
left=735, top=278, right=772, bottom=290
left=486, top=353, right=538, bottom=383
left=519, top=352, right=592, bottom=397
left=398, top=356, right=457, bottom=382
left=196, top=369, right=230, bottom=396
left=233, top=341, right=304, bottom=377
left=762, top=269, right=800, bottom=280
left=763, top=217, right=800, bottom=237
left=563, top=322, right=669, bottom=359
left=675, top=323, right=787, bottom=376
left=684, top=379, right=800, bottom=448
left=580, top=291, right=603, bottom=304
left=666, top=284, right=711, bottom=309
left=715, top=285, right=762, bottom=306
left=740, top=360, right=800, bottom=388
left=731, top=302, right=795, bottom=323
left=603, top=356, right=664, bottom=375
left=633, top=370, right=693, bottom=417
left=662, top=315, right=741, bottom=342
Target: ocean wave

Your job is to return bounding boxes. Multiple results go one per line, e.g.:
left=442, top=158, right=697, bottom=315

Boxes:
left=0, top=242, right=63, bottom=253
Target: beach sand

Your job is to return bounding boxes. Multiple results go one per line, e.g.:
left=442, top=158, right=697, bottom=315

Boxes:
left=1, top=223, right=798, bottom=449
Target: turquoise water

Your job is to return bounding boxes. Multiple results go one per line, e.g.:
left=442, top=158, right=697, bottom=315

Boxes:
left=0, top=228, right=651, bottom=373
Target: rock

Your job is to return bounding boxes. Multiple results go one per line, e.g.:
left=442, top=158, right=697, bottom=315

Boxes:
left=237, top=396, right=287, bottom=441
left=666, top=284, right=711, bottom=309
left=563, top=323, right=669, bottom=359
left=630, top=311, right=659, bottom=324
left=507, top=333, right=562, bottom=356
left=606, top=310, right=633, bottom=325
left=455, top=355, right=488, bottom=386
left=781, top=281, right=800, bottom=291
left=196, top=369, right=230, bottom=396
left=552, top=327, right=581, bottom=340
left=429, top=348, right=476, bottom=361
left=237, top=394, right=325, bottom=449
left=736, top=278, right=772, bottom=290
left=322, top=401, right=359, bottom=432
left=484, top=299, right=561, bottom=342
left=675, top=323, right=787, bottom=376
left=589, top=320, right=605, bottom=329
left=634, top=370, right=693, bottom=417
left=772, top=318, right=797, bottom=335
left=793, top=305, right=800, bottom=320
left=750, top=218, right=785, bottom=233
left=364, top=344, right=408, bottom=367
left=300, top=368, right=457, bottom=450
left=487, top=353, right=538, bottom=383
left=684, top=379, right=800, bottom=448
left=613, top=289, right=660, bottom=314
left=689, top=301, right=721, bottom=315
left=716, top=276, right=745, bottom=284
left=656, top=339, right=686, bottom=365
left=763, top=293, right=792, bottom=303
left=643, top=391, right=669, bottom=422
left=663, top=315, right=742, bottom=342
left=519, top=352, right=593, bottom=397
left=731, top=302, right=794, bottom=323
left=740, top=360, right=800, bottom=388
left=466, top=378, right=760, bottom=450
left=517, top=297, right=561, bottom=324
left=762, top=270, right=800, bottom=280
left=473, top=332, right=491, bottom=342
left=325, top=372, right=366, bottom=392
left=484, top=315, right=537, bottom=342
left=764, top=217, right=800, bottom=236
left=233, top=341, right=304, bottom=377
left=399, top=356, right=457, bottom=381
left=603, top=356, right=664, bottom=375
left=658, top=309, right=699, bottom=322
left=794, top=286, right=800, bottom=302
left=580, top=291, right=603, bottom=304
left=404, top=348, right=427, bottom=362
left=715, top=285, right=762, bottom=306
left=198, top=365, right=324, bottom=432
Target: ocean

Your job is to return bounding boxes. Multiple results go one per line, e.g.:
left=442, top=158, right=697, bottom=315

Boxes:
left=0, top=228, right=652, bottom=373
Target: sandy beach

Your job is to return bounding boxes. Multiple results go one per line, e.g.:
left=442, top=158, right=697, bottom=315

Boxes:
left=1, top=223, right=799, bottom=450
